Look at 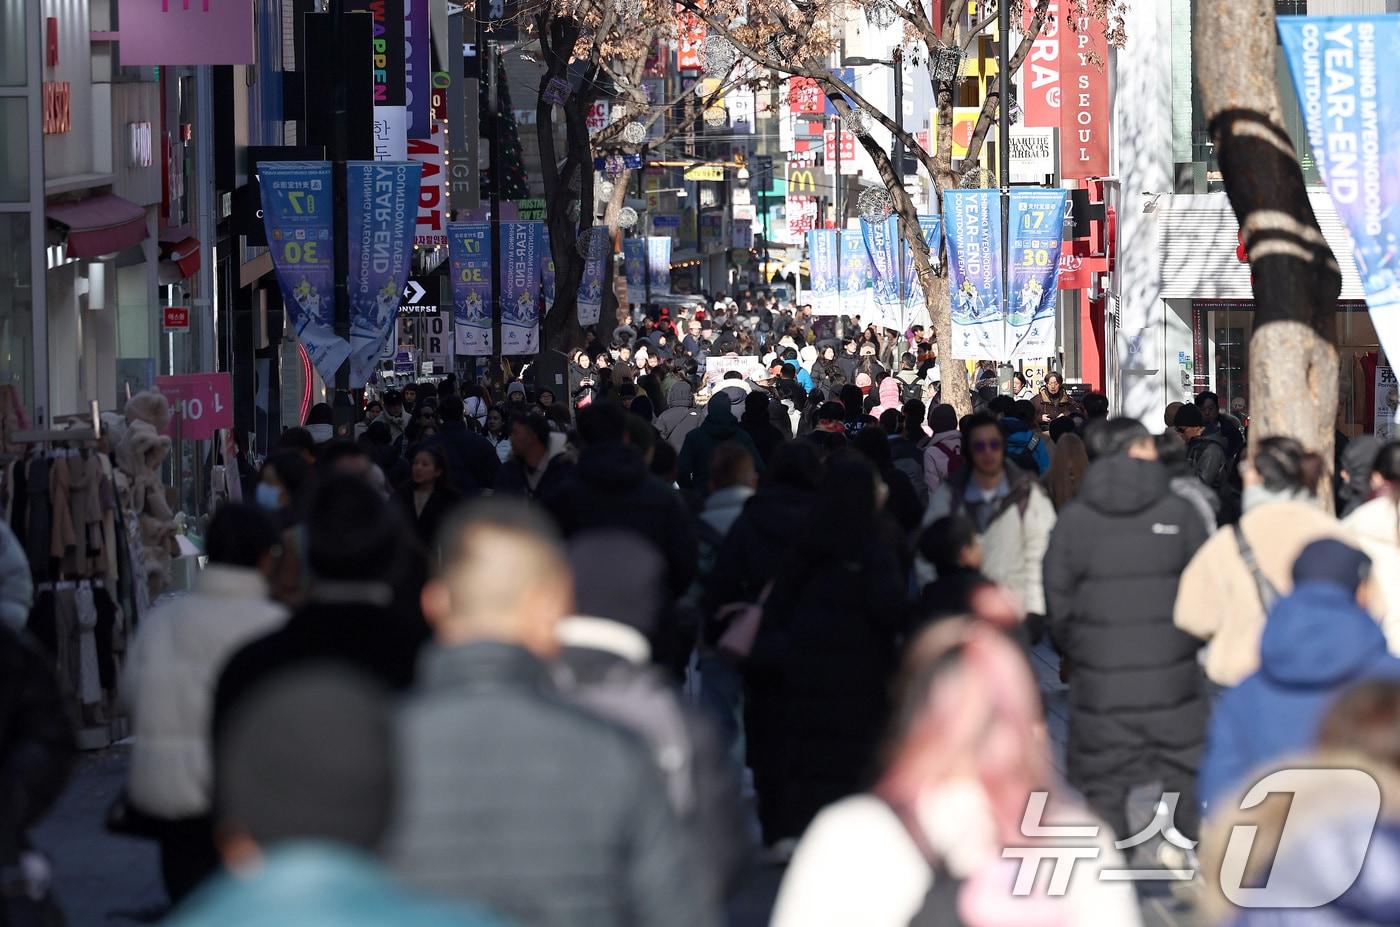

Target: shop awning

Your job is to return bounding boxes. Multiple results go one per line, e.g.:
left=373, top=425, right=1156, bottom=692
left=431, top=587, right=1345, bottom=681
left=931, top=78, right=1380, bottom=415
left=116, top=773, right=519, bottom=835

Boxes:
left=159, top=233, right=202, bottom=279
left=47, top=195, right=148, bottom=258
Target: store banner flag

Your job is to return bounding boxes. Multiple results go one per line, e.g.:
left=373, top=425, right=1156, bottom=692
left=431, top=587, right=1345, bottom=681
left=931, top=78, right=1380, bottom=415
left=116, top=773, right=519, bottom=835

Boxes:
left=807, top=229, right=841, bottom=316
left=1280, top=16, right=1400, bottom=366
left=647, top=237, right=672, bottom=294
left=346, top=161, right=422, bottom=386
left=902, top=215, right=943, bottom=331
left=542, top=227, right=557, bottom=316
left=839, top=230, right=872, bottom=318
left=257, top=162, right=349, bottom=383
left=500, top=221, right=544, bottom=355
left=449, top=223, right=493, bottom=356
left=578, top=230, right=608, bottom=326
left=1006, top=189, right=1068, bottom=361
left=862, top=215, right=903, bottom=332
left=943, top=189, right=1005, bottom=360
left=624, top=238, right=646, bottom=297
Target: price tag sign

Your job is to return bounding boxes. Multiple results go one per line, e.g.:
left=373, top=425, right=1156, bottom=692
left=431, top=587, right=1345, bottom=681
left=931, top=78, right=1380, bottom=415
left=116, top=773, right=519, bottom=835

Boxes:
left=156, top=373, right=234, bottom=441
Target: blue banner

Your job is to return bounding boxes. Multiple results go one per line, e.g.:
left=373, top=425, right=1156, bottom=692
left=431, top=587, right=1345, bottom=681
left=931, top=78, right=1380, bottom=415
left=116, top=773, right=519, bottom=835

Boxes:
left=258, top=162, right=347, bottom=383
left=500, top=220, right=543, bottom=355
left=624, top=238, right=646, bottom=298
left=1007, top=189, right=1068, bottom=360
left=578, top=229, right=607, bottom=327
left=861, top=215, right=903, bottom=331
left=647, top=236, right=672, bottom=294
left=542, top=227, right=556, bottom=317
left=346, top=161, right=422, bottom=387
left=903, top=215, right=944, bottom=330
left=839, top=230, right=871, bottom=319
left=449, top=223, right=492, bottom=356
left=1279, top=16, right=1400, bottom=364
left=944, top=189, right=1004, bottom=360
left=807, top=229, right=840, bottom=316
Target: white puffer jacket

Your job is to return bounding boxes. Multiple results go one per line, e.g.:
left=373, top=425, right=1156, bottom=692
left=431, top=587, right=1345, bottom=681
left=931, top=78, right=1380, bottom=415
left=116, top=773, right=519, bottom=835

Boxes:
left=124, top=565, right=287, bottom=819
left=1344, top=495, right=1400, bottom=654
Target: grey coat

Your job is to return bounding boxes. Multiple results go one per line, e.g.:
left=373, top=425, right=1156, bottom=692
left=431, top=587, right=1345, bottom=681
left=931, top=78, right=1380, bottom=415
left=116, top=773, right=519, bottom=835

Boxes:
left=390, top=642, right=719, bottom=927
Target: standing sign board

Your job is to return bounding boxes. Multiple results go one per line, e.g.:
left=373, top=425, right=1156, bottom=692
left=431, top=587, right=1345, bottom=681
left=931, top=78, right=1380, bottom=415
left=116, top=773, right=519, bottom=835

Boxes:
left=157, top=374, right=234, bottom=441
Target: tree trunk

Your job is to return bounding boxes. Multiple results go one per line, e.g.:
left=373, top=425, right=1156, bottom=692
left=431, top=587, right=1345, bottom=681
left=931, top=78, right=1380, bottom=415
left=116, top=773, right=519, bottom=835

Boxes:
left=1195, top=0, right=1340, bottom=499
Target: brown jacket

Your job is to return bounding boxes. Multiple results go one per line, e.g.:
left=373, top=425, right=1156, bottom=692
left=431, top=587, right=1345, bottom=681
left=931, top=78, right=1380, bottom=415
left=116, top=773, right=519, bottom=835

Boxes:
left=1031, top=387, right=1083, bottom=426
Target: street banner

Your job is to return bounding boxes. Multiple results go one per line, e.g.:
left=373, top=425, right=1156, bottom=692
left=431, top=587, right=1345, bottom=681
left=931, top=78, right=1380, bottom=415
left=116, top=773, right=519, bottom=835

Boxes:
left=944, top=189, right=1005, bottom=360
left=578, top=230, right=608, bottom=326
left=404, top=0, right=431, bottom=139
left=1006, top=189, right=1069, bottom=361
left=346, top=161, right=422, bottom=387
left=647, top=237, right=672, bottom=294
left=500, top=221, right=544, bottom=355
left=903, top=215, right=943, bottom=331
left=449, top=223, right=492, bottom=355
left=839, top=230, right=872, bottom=319
left=408, top=116, right=447, bottom=247
left=1280, top=16, right=1400, bottom=367
left=257, top=162, right=349, bottom=382
left=861, top=215, right=903, bottom=332
left=542, top=228, right=557, bottom=316
left=1021, top=0, right=1061, bottom=129
left=624, top=238, right=646, bottom=296
left=807, top=229, right=840, bottom=316
left=347, top=0, right=408, bottom=161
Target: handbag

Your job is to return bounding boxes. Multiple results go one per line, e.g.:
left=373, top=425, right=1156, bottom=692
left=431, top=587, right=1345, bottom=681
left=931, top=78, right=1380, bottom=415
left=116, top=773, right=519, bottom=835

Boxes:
left=1231, top=523, right=1279, bottom=613
left=715, top=581, right=773, bottom=660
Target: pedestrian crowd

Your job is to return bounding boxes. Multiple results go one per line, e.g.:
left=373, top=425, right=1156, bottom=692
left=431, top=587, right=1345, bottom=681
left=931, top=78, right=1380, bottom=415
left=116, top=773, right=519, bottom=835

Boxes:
left=6, top=298, right=1400, bottom=927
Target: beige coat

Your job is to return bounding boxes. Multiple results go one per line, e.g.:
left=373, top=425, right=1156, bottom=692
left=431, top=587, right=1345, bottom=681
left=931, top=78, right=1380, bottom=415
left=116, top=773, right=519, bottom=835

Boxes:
left=1174, top=500, right=1356, bottom=686
left=1344, top=495, right=1400, bottom=654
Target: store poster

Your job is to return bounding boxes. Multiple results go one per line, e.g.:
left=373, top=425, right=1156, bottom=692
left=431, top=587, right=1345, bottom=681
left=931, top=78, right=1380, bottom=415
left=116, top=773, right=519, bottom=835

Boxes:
left=1006, top=189, right=1068, bottom=361
left=943, top=189, right=1005, bottom=360
left=257, top=162, right=349, bottom=382
left=500, top=221, right=543, bottom=355
left=647, top=237, right=672, bottom=295
left=449, top=223, right=493, bottom=355
left=624, top=238, right=646, bottom=295
left=1280, top=16, right=1400, bottom=368
left=807, top=229, right=840, bottom=316
left=346, top=161, right=422, bottom=387
left=861, top=215, right=903, bottom=333
left=578, top=230, right=608, bottom=327
left=839, top=230, right=872, bottom=319
left=1378, top=365, right=1397, bottom=441
left=902, top=215, right=943, bottom=331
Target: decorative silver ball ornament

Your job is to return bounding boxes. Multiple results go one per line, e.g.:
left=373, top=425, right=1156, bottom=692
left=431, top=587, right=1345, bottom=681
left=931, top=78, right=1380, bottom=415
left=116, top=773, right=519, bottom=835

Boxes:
left=844, top=106, right=870, bottom=136
left=704, top=107, right=728, bottom=127
left=932, top=42, right=965, bottom=82
left=960, top=166, right=989, bottom=188
left=576, top=226, right=607, bottom=258
left=703, top=36, right=737, bottom=76
left=858, top=187, right=894, bottom=223
left=622, top=121, right=648, bottom=145
left=596, top=179, right=616, bottom=200
left=865, top=0, right=896, bottom=30
left=617, top=207, right=639, bottom=229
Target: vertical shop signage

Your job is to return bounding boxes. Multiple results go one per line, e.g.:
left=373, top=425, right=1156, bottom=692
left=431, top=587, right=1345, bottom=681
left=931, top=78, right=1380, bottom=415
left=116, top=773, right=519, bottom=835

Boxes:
left=500, top=221, right=543, bottom=355
left=624, top=238, right=646, bottom=294
left=1022, top=0, right=1061, bottom=129
left=346, top=161, right=422, bottom=386
left=1006, top=189, right=1069, bottom=360
left=678, top=11, right=705, bottom=70
left=943, top=189, right=1005, bottom=360
left=116, top=0, right=254, bottom=65
left=647, top=237, right=672, bottom=293
left=408, top=105, right=447, bottom=246
left=347, top=0, right=408, bottom=161
left=404, top=0, right=430, bottom=139
left=1377, top=366, right=1397, bottom=441
left=449, top=223, right=492, bottom=355
left=807, top=229, right=840, bottom=316
left=1060, top=9, right=1109, bottom=178
left=157, top=374, right=234, bottom=441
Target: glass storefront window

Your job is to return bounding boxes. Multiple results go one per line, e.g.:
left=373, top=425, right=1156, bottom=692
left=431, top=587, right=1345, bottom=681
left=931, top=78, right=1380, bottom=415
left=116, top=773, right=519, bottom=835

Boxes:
left=0, top=0, right=26, bottom=87
left=0, top=99, right=28, bottom=201
left=0, top=213, right=34, bottom=411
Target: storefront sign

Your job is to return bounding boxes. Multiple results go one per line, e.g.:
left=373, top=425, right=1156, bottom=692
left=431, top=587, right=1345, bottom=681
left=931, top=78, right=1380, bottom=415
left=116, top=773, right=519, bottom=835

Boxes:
left=404, top=0, right=430, bottom=139
left=1060, top=7, right=1109, bottom=178
left=729, top=91, right=756, bottom=134
left=347, top=0, right=407, bottom=161
left=116, top=0, right=254, bottom=65
left=397, top=277, right=438, bottom=316
left=824, top=130, right=858, bottom=174
left=42, top=82, right=71, bottom=135
left=1009, top=127, right=1055, bottom=182
left=1022, top=0, right=1061, bottom=129
left=500, top=221, right=543, bottom=355
left=408, top=116, right=447, bottom=246
left=346, top=160, right=422, bottom=387
left=787, top=195, right=818, bottom=238
left=162, top=306, right=190, bottom=331
left=1007, top=189, right=1069, bottom=360
left=807, top=229, right=840, bottom=316
left=586, top=101, right=611, bottom=131
left=944, top=189, right=1005, bottom=360
left=449, top=223, right=492, bottom=355
left=789, top=77, right=825, bottom=115
left=1378, top=365, right=1397, bottom=441
left=510, top=197, right=548, bottom=220
left=157, top=373, right=234, bottom=441
left=678, top=12, right=705, bottom=71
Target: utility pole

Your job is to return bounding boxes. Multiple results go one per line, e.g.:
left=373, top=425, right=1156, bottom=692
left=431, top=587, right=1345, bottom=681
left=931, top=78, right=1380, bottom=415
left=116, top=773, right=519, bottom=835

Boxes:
left=637, top=166, right=651, bottom=311
left=484, top=28, right=503, bottom=384
left=893, top=48, right=904, bottom=312
left=328, top=0, right=354, bottom=433
left=999, top=0, right=1011, bottom=362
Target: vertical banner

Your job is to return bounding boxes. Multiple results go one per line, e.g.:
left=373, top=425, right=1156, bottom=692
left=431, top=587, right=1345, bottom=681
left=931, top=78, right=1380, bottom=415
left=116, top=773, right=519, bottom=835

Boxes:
left=944, top=189, right=1005, bottom=360
left=1279, top=16, right=1400, bottom=365
left=647, top=237, right=672, bottom=294
left=404, top=0, right=430, bottom=139
left=903, top=215, right=943, bottom=331
left=839, top=230, right=872, bottom=319
left=578, top=230, right=608, bottom=326
left=500, top=221, right=543, bottom=355
left=807, top=229, right=840, bottom=316
left=408, top=113, right=447, bottom=247
left=861, top=215, right=903, bottom=332
left=347, top=0, right=408, bottom=161
left=624, top=238, right=646, bottom=296
left=1006, top=189, right=1069, bottom=361
left=346, top=161, right=422, bottom=386
left=257, top=162, right=349, bottom=382
left=542, top=228, right=557, bottom=316
left=449, top=223, right=492, bottom=356
left=1021, top=0, right=1062, bottom=129
left=1059, top=4, right=1109, bottom=178
left=678, top=11, right=705, bottom=70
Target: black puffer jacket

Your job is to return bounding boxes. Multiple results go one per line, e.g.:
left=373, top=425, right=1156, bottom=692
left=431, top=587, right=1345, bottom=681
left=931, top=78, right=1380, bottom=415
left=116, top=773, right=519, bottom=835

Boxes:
left=703, top=483, right=814, bottom=624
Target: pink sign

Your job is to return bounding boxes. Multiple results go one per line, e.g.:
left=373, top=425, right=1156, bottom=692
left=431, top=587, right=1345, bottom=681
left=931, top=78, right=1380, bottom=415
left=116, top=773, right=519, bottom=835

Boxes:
left=117, top=0, right=254, bottom=66
left=157, top=373, right=234, bottom=441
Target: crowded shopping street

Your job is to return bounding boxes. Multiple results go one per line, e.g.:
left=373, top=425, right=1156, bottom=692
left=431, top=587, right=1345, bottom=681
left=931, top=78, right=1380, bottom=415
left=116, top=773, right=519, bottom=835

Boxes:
left=7, top=1, right=1400, bottom=926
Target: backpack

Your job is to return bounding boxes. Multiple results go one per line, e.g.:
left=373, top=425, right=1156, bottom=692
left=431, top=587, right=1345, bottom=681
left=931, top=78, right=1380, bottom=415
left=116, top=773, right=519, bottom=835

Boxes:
left=1005, top=429, right=1043, bottom=475
left=929, top=434, right=964, bottom=480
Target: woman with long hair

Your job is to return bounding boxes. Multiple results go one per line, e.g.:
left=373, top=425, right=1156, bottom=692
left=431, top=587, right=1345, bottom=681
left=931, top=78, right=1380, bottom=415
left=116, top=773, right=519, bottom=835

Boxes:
left=393, top=445, right=461, bottom=548
left=1345, top=441, right=1400, bottom=652
left=1043, top=432, right=1090, bottom=511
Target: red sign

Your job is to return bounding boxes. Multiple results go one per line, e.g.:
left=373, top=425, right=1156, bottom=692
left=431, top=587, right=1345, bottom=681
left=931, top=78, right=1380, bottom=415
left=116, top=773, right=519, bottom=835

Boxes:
left=677, top=12, right=705, bottom=71
left=1022, top=1, right=1061, bottom=128
left=789, top=77, right=825, bottom=115
left=157, top=373, right=234, bottom=441
left=46, top=17, right=59, bottom=67
left=1060, top=11, right=1109, bottom=178
left=162, top=306, right=191, bottom=330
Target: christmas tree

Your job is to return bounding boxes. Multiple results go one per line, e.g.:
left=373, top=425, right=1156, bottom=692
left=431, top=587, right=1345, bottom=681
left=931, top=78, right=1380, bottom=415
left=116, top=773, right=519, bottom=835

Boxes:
left=480, top=54, right=531, bottom=201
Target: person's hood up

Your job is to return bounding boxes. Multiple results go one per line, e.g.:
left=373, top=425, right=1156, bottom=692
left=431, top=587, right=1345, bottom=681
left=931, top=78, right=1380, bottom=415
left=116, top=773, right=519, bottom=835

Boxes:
left=665, top=380, right=694, bottom=409
left=1259, top=581, right=1397, bottom=688
left=306, top=423, right=334, bottom=445
left=577, top=441, right=647, bottom=490
left=798, top=345, right=818, bottom=368
left=873, top=378, right=902, bottom=415
left=702, top=393, right=740, bottom=437
left=1077, top=455, right=1170, bottom=516
left=1000, top=415, right=1034, bottom=435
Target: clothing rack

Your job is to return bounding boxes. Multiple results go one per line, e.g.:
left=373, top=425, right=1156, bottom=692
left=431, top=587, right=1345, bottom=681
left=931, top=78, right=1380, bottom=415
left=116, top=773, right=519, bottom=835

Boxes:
left=11, top=428, right=98, bottom=444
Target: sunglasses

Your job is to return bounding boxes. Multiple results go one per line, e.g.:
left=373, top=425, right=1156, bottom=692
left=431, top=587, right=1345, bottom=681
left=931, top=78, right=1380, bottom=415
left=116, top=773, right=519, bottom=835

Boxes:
left=972, top=439, right=1003, bottom=453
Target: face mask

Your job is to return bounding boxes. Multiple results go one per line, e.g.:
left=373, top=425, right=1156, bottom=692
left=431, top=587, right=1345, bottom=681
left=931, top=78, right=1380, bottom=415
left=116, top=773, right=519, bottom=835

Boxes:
left=255, top=482, right=282, bottom=511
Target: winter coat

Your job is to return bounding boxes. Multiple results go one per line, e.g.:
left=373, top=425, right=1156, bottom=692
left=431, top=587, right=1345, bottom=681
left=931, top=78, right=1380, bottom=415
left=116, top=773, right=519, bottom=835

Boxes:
left=739, top=408, right=786, bottom=467
left=888, top=435, right=928, bottom=508
left=871, top=378, right=903, bottom=420
left=916, top=568, right=994, bottom=626
left=1199, top=581, right=1400, bottom=810
left=390, top=642, right=719, bottom=927
left=811, top=359, right=848, bottom=399
left=784, top=358, right=814, bottom=393
left=495, top=433, right=575, bottom=501
left=677, top=395, right=764, bottom=492
left=0, top=625, right=75, bottom=863
left=125, top=566, right=288, bottom=819
left=925, top=466, right=1056, bottom=616
left=0, top=519, right=33, bottom=630
left=1343, top=495, right=1400, bottom=654
left=1043, top=457, right=1210, bottom=796
left=1001, top=416, right=1051, bottom=476
left=922, top=430, right=962, bottom=499
left=1175, top=500, right=1355, bottom=686
left=427, top=421, right=501, bottom=495
left=1031, top=386, right=1084, bottom=426
left=543, top=441, right=699, bottom=597
left=655, top=382, right=703, bottom=452
left=486, top=432, right=512, bottom=464
left=393, top=482, right=464, bottom=548
left=704, top=484, right=815, bottom=623
left=699, top=486, right=755, bottom=540
left=1185, top=432, right=1233, bottom=507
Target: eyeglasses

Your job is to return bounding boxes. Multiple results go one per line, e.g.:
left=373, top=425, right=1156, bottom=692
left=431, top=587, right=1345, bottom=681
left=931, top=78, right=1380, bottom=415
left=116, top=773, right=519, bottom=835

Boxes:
left=972, top=439, right=1003, bottom=453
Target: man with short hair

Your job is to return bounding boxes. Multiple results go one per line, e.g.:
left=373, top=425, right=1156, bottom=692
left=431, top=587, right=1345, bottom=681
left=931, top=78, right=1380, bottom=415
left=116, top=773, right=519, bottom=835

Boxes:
left=391, top=503, right=717, bottom=927
left=1175, top=403, right=1233, bottom=518
left=496, top=413, right=573, bottom=500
